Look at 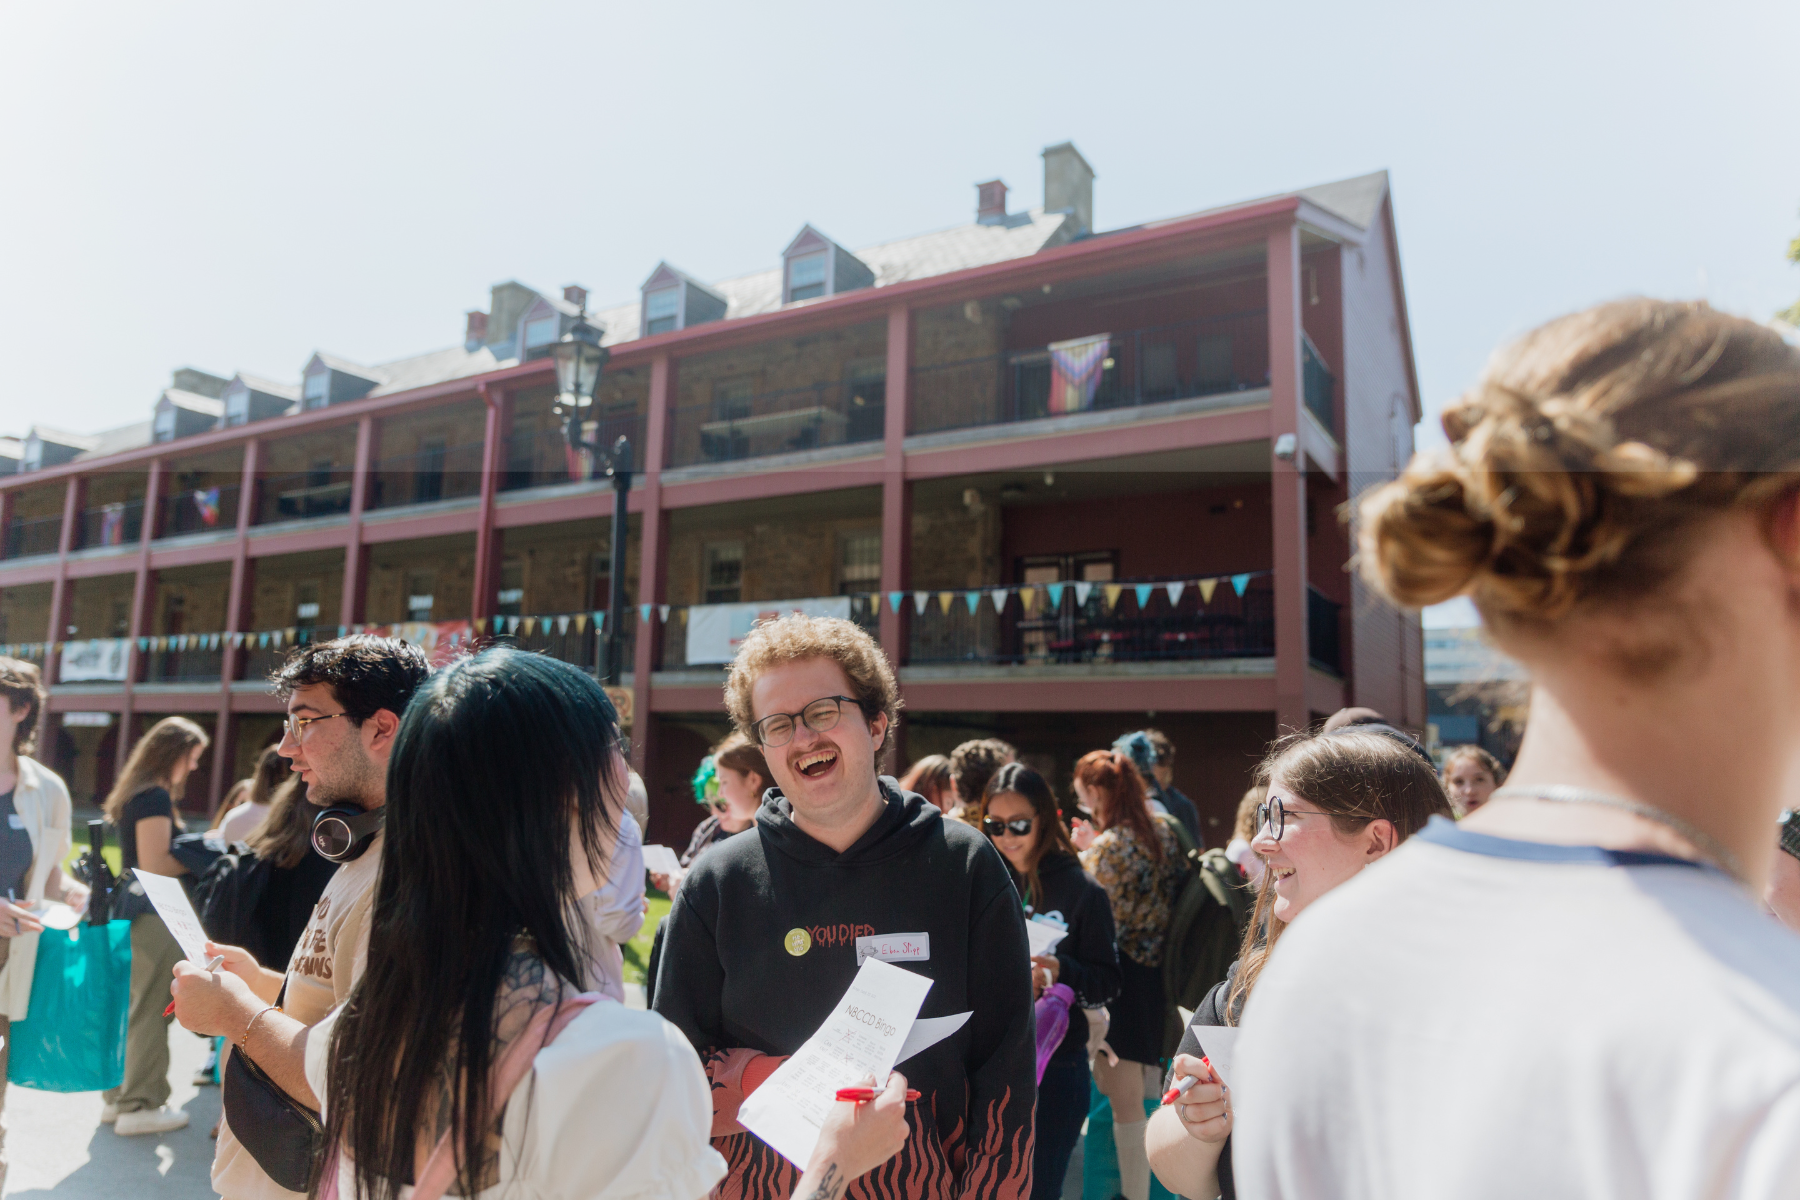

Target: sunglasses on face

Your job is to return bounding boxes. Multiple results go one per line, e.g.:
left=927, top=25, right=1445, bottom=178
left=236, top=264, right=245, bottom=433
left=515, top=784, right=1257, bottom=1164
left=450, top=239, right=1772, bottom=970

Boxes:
left=983, top=817, right=1035, bottom=838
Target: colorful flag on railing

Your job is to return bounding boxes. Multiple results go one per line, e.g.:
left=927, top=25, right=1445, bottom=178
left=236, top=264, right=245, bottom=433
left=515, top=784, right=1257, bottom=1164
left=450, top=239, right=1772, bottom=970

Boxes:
left=192, top=488, right=220, bottom=527
left=99, top=502, right=126, bottom=546
left=1046, top=334, right=1111, bottom=414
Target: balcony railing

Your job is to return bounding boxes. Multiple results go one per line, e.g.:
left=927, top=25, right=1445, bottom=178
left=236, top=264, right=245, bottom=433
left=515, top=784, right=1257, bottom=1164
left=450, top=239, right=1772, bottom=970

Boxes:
left=75, top=500, right=144, bottom=549
left=4, top=514, right=62, bottom=558
left=657, top=597, right=880, bottom=671
left=145, top=644, right=224, bottom=683
left=908, top=573, right=1274, bottom=667
left=668, top=380, right=886, bottom=470
left=1302, top=336, right=1336, bottom=437
left=367, top=442, right=485, bottom=510
left=259, top=469, right=354, bottom=524
left=161, top=484, right=241, bottom=537
left=501, top=412, right=647, bottom=493
left=1307, top=586, right=1343, bottom=675
left=910, top=311, right=1268, bottom=437
left=487, top=609, right=639, bottom=676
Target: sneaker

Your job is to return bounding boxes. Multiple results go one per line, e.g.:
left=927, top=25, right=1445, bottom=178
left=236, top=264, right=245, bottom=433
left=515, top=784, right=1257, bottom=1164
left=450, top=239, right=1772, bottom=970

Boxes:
left=99, top=1102, right=120, bottom=1124
left=115, top=1106, right=190, bottom=1136
left=193, top=1047, right=219, bottom=1086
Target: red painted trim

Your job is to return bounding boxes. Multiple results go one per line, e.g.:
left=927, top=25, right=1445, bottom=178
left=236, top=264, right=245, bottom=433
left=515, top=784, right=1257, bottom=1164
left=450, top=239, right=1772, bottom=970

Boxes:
left=904, top=401, right=1272, bottom=480
left=130, top=690, right=228, bottom=715
left=470, top=384, right=507, bottom=621
left=359, top=507, right=483, bottom=544
left=45, top=693, right=128, bottom=713
left=492, top=483, right=646, bottom=529
left=1267, top=223, right=1310, bottom=734
left=211, top=437, right=259, bottom=808
left=44, top=476, right=83, bottom=684
left=119, top=457, right=164, bottom=774
left=3, top=561, right=60, bottom=586
left=631, top=354, right=674, bottom=775
left=1305, top=668, right=1346, bottom=719
left=245, top=522, right=358, bottom=558
left=880, top=304, right=912, bottom=665
left=340, top=417, right=375, bottom=624
left=660, top=462, right=886, bottom=510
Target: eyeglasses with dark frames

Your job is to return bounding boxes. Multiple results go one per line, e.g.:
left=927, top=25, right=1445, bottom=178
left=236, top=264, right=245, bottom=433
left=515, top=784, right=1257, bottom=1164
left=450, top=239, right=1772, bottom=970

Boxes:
left=751, top=695, right=865, bottom=748
left=1255, top=796, right=1328, bottom=842
left=982, top=816, right=1035, bottom=838
left=285, top=711, right=349, bottom=742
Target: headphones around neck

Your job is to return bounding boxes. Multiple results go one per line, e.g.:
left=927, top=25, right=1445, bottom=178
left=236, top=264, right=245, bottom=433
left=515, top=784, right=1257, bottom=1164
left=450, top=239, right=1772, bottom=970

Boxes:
left=311, top=805, right=385, bottom=863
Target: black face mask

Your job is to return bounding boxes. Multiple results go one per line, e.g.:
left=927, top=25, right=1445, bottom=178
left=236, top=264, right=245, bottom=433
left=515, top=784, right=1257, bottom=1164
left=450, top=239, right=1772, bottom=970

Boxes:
left=311, top=806, right=385, bottom=863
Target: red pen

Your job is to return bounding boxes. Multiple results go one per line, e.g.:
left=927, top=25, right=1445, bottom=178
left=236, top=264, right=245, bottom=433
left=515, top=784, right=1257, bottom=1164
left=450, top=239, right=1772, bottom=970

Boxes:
left=835, top=1087, right=922, bottom=1103
left=165, top=954, right=226, bottom=1016
left=1160, top=1055, right=1216, bottom=1106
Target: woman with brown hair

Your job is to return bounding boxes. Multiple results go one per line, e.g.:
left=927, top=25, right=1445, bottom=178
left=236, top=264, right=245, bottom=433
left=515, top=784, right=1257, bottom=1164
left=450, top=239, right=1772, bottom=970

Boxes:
left=976, top=762, right=1119, bottom=1200
left=1069, top=748, right=1185, bottom=1200
left=1440, top=744, right=1505, bottom=817
left=211, top=744, right=291, bottom=844
left=1231, top=300, right=1800, bottom=1199
left=1146, top=730, right=1450, bottom=1200
left=102, top=714, right=210, bottom=1136
left=898, top=753, right=955, bottom=814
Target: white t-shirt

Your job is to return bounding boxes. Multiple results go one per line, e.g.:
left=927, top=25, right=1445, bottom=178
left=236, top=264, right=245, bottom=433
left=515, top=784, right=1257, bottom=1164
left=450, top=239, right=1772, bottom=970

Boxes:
left=1232, top=817, right=1800, bottom=1200
left=302, top=998, right=726, bottom=1200
left=582, top=812, right=647, bottom=1002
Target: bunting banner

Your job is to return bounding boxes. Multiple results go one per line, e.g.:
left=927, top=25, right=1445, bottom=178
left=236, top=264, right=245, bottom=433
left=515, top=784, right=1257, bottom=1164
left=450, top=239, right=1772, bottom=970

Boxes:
left=659, top=605, right=670, bottom=623
left=556, top=615, right=570, bottom=635
left=989, top=588, right=1009, bottom=613
left=1166, top=582, right=1185, bottom=606
left=523, top=617, right=537, bottom=636
left=1231, top=573, right=1251, bottom=597
left=474, top=618, right=487, bottom=635
left=1104, top=584, right=1123, bottom=611
left=1073, top=582, right=1093, bottom=607
left=685, top=596, right=851, bottom=664
left=338, top=625, right=349, bottom=637
left=640, top=605, right=654, bottom=624
left=1135, top=583, right=1154, bottom=610
left=593, top=611, right=604, bottom=633
left=1046, top=583, right=1065, bottom=609
left=572, top=614, right=585, bottom=634
left=913, top=593, right=929, bottom=615
left=1198, top=578, right=1218, bottom=604
left=937, top=592, right=954, bottom=615
left=888, top=591, right=905, bottom=616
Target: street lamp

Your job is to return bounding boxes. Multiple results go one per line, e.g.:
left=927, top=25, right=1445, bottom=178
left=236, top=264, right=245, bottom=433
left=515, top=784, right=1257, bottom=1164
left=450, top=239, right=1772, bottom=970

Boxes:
left=552, top=309, right=633, bottom=686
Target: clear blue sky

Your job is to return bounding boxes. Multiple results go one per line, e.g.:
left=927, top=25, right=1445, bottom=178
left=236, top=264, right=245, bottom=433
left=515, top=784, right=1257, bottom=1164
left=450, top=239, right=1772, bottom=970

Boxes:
left=2, top=1, right=1795, bottom=473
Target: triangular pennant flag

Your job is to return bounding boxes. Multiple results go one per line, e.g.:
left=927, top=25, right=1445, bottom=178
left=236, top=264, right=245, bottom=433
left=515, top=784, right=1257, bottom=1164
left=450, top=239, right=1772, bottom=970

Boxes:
left=640, top=604, right=653, bottom=623
left=1198, top=578, right=1218, bottom=604
left=556, top=615, right=570, bottom=635
left=508, top=616, right=522, bottom=635
left=1046, top=582, right=1065, bottom=608
left=1104, top=584, right=1123, bottom=611
left=937, top=592, right=954, bottom=615
left=1231, top=573, right=1251, bottom=597
left=1167, top=582, right=1185, bottom=606
left=989, top=588, right=1009, bottom=612
left=474, top=618, right=487, bottom=634
left=338, top=625, right=348, bottom=637
left=594, top=611, right=605, bottom=633
left=913, top=593, right=929, bottom=615
left=964, top=591, right=980, bottom=614
left=258, top=633, right=269, bottom=648
left=285, top=627, right=297, bottom=645
left=1135, top=583, right=1154, bottom=609
left=137, top=637, right=148, bottom=652
left=659, top=605, right=670, bottom=622
left=677, top=607, right=688, bottom=624
left=573, top=613, right=586, bottom=633
left=1073, top=582, right=1093, bottom=607
left=888, top=591, right=905, bottom=615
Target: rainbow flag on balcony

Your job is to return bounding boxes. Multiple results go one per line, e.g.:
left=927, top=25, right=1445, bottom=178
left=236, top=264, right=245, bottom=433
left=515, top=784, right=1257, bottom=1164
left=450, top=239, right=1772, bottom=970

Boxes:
left=192, top=488, right=220, bottom=527
left=1046, top=334, right=1111, bottom=414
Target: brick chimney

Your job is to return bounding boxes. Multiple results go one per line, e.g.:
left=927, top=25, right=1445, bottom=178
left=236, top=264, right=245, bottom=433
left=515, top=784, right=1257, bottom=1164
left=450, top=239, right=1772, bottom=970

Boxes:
left=465, top=310, right=488, bottom=351
left=1042, top=142, right=1095, bottom=235
left=563, top=284, right=588, bottom=311
left=976, top=179, right=1008, bottom=225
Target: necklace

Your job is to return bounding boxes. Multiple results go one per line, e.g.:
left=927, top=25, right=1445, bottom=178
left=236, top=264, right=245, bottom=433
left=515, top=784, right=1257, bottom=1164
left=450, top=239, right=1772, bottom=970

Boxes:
left=1490, top=785, right=1747, bottom=885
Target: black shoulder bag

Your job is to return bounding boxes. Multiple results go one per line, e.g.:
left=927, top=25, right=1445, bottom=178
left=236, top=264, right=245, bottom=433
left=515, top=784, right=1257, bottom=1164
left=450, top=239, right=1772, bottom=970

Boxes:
left=222, top=984, right=326, bottom=1193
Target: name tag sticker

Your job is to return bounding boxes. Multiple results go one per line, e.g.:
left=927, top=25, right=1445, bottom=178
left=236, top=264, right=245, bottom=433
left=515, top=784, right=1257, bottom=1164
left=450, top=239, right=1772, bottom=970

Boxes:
left=6, top=814, right=23, bottom=830
left=855, top=932, right=929, bottom=966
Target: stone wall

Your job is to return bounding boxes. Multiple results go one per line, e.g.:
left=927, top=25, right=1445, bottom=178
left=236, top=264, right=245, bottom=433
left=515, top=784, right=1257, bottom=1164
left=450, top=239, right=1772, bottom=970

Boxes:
left=67, top=573, right=135, bottom=640
left=365, top=534, right=477, bottom=623
left=249, top=550, right=346, bottom=631
left=0, top=581, right=51, bottom=644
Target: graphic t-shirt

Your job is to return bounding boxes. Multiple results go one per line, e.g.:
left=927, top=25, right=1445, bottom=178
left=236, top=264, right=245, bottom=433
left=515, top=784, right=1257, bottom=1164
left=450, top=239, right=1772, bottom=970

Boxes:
left=1232, top=816, right=1800, bottom=1200
left=0, top=790, right=33, bottom=900
left=212, top=831, right=383, bottom=1200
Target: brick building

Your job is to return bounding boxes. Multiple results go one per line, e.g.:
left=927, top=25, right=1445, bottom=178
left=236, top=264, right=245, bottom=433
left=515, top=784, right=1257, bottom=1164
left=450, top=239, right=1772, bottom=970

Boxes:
left=0, top=142, right=1425, bottom=846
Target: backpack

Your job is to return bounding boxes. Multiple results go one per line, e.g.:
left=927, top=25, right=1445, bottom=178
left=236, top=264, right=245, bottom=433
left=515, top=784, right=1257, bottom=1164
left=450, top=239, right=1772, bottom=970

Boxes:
left=1160, top=820, right=1254, bottom=1056
left=191, top=843, right=277, bottom=967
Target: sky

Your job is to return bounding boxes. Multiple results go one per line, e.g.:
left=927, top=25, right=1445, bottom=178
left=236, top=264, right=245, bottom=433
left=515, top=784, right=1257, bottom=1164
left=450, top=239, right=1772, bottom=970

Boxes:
left=1, top=0, right=1795, bottom=635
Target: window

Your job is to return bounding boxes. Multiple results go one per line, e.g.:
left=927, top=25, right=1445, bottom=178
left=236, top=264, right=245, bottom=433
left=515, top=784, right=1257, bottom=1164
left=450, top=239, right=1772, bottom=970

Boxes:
left=153, top=405, right=177, bottom=443
left=788, top=253, right=827, bottom=302
left=703, top=542, right=744, bottom=605
left=304, top=372, right=329, bottom=409
left=295, top=580, right=321, bottom=624
left=413, top=438, right=447, bottom=504
left=1195, top=334, right=1234, bottom=394
left=524, top=316, right=560, bottom=350
left=496, top=557, right=524, bottom=617
left=838, top=532, right=881, bottom=595
left=645, top=288, right=680, bottom=335
left=405, top=571, right=435, bottom=622
left=846, top=364, right=886, bottom=443
left=225, top=389, right=249, bottom=426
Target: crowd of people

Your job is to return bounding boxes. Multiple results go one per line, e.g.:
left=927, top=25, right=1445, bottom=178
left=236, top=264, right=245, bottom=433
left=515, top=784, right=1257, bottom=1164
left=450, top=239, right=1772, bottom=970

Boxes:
left=0, top=296, right=1796, bottom=1199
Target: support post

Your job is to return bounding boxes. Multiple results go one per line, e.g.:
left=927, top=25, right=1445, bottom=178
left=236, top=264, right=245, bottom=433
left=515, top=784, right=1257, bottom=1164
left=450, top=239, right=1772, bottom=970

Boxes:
left=44, top=476, right=84, bottom=684
left=340, top=417, right=376, bottom=626
left=0, top=488, right=13, bottom=561
left=472, top=385, right=509, bottom=622
left=119, top=458, right=164, bottom=778
left=1268, top=222, right=1310, bottom=733
left=630, top=354, right=673, bottom=793
left=211, top=438, right=259, bottom=808
left=879, top=305, right=912, bottom=674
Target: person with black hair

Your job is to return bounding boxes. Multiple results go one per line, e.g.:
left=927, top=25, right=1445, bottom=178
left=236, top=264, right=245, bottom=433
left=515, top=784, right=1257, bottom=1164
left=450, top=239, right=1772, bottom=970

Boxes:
left=173, top=635, right=430, bottom=1200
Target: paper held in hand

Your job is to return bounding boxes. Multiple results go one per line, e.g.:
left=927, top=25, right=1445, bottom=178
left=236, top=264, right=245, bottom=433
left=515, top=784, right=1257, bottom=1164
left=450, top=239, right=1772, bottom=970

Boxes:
left=131, top=868, right=213, bottom=964
left=641, top=844, right=684, bottom=878
left=1025, top=915, right=1067, bottom=958
left=738, top=957, right=970, bottom=1169
left=1185, top=1022, right=1240, bottom=1087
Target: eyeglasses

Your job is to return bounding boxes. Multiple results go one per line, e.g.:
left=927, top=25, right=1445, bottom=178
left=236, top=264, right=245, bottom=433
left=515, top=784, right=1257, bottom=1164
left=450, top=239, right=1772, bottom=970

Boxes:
left=1255, top=797, right=1327, bottom=842
left=982, top=817, right=1034, bottom=838
left=751, top=696, right=864, bottom=748
left=284, top=711, right=349, bottom=742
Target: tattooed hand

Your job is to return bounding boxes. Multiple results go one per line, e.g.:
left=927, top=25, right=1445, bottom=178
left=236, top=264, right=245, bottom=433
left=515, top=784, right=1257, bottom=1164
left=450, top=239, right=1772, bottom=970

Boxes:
left=791, top=1071, right=912, bottom=1199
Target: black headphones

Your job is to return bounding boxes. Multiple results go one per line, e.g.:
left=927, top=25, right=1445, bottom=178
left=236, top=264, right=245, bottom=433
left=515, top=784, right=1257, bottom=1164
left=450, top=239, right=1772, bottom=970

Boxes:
left=311, top=806, right=385, bottom=863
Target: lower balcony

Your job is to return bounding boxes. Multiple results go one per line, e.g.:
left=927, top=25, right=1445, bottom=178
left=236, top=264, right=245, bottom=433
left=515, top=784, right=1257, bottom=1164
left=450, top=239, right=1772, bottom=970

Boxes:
left=4, top=514, right=62, bottom=558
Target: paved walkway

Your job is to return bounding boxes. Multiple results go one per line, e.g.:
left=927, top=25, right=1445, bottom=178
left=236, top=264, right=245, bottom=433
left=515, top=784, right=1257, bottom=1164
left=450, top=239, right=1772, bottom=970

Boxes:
left=6, top=1021, right=219, bottom=1199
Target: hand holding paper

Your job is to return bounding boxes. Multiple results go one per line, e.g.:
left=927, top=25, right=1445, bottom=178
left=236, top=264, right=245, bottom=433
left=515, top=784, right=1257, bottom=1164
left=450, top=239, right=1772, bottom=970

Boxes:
left=131, top=869, right=212, bottom=964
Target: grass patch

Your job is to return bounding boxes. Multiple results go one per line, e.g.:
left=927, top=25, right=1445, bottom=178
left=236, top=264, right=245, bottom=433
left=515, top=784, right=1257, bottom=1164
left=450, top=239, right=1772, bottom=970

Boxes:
left=623, top=888, right=672, bottom=986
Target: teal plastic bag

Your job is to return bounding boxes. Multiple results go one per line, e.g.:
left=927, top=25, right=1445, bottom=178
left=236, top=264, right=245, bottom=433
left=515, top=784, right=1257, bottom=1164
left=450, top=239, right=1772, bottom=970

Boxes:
left=6, top=919, right=132, bottom=1092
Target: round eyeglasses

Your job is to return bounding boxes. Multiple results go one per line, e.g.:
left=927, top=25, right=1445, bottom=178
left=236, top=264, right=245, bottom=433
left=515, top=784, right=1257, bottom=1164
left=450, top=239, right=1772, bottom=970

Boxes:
left=982, top=817, right=1034, bottom=838
left=1255, top=796, right=1328, bottom=842
left=751, top=695, right=863, bottom=748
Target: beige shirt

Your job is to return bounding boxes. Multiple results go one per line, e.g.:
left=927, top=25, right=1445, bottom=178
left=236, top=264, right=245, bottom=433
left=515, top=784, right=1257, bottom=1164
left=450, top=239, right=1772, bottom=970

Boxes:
left=212, top=832, right=382, bottom=1200
left=0, top=756, right=73, bottom=1023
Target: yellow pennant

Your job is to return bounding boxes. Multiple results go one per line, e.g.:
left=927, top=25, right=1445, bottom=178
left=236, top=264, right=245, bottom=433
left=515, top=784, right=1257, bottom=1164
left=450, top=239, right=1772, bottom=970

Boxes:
left=574, top=613, right=587, bottom=633
left=937, top=591, right=954, bottom=614
left=1198, top=578, right=1218, bottom=605
left=1103, top=584, right=1123, bottom=611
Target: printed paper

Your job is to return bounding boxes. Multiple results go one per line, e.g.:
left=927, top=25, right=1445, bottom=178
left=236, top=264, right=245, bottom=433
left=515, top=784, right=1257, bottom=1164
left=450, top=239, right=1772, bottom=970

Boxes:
left=641, top=844, right=684, bottom=877
left=738, top=957, right=933, bottom=1168
left=1025, top=916, right=1068, bottom=957
left=131, top=869, right=212, bottom=964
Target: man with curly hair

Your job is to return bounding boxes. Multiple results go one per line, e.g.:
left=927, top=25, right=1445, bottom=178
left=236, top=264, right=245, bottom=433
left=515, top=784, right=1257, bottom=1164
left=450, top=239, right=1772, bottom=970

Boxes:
left=654, top=614, right=1037, bottom=1200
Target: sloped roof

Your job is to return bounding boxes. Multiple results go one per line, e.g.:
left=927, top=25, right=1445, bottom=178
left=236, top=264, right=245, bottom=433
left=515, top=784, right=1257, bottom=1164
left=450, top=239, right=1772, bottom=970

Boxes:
left=367, top=343, right=501, bottom=396
left=162, top=388, right=223, bottom=416
left=1295, top=171, right=1390, bottom=229
left=234, top=372, right=301, bottom=400
left=309, top=351, right=386, bottom=382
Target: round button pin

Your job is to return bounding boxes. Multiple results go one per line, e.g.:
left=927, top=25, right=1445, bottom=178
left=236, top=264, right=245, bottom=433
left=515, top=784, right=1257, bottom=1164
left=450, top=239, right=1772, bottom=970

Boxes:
left=784, top=928, right=811, bottom=956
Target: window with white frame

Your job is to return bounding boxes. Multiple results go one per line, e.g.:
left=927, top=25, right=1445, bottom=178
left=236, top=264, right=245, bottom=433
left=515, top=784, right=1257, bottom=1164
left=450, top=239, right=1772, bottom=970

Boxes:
left=838, top=531, right=881, bottom=595
left=304, top=372, right=329, bottom=409
left=703, top=542, right=744, bottom=605
left=787, top=253, right=827, bottom=302
left=524, top=316, right=560, bottom=350
left=644, top=288, right=680, bottom=336
left=225, top=389, right=249, bottom=426
left=153, top=405, right=177, bottom=442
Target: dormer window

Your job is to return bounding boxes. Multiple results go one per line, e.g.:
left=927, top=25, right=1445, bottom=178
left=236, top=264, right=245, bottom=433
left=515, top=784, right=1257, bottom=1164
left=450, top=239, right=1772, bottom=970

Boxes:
left=154, top=405, right=177, bottom=443
left=788, top=253, right=828, bottom=302
left=524, top=316, right=560, bottom=350
left=303, top=372, right=329, bottom=410
left=225, top=389, right=250, bottom=426
left=644, top=289, right=680, bottom=336
left=780, top=226, right=874, bottom=306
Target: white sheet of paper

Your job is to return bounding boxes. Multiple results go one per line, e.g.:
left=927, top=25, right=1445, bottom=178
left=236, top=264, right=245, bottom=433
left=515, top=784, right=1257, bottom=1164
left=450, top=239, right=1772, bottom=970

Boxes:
left=641, top=844, right=683, bottom=876
left=738, top=957, right=933, bottom=1168
left=131, top=869, right=211, bottom=964
left=1184, top=1023, right=1241, bottom=1087
left=896, top=1011, right=970, bottom=1064
left=1025, top=916, right=1068, bottom=957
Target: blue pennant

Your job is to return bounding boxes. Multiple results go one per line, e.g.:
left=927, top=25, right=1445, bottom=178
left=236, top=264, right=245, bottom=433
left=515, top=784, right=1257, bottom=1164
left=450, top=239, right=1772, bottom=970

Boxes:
left=1231, top=573, right=1251, bottom=597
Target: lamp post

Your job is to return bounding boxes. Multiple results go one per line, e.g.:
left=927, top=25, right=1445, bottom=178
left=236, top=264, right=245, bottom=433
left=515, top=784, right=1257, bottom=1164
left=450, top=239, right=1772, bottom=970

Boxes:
left=551, top=309, right=632, bottom=685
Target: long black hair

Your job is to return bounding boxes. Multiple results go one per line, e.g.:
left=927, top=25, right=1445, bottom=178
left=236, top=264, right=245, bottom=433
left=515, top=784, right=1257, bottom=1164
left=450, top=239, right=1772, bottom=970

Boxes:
left=323, top=648, right=623, bottom=1200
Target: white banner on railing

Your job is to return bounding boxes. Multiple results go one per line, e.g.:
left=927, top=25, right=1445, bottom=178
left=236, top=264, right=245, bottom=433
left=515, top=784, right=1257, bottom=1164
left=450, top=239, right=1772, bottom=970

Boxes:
left=61, top=638, right=131, bottom=682
left=685, top=596, right=852, bottom=665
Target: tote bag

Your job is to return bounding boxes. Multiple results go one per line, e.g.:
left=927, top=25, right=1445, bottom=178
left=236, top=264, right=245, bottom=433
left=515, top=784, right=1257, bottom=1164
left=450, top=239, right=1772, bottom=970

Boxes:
left=6, top=919, right=132, bottom=1092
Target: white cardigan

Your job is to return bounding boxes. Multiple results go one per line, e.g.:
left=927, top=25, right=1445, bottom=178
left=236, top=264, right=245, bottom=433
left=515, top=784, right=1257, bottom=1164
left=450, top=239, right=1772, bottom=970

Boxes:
left=1, top=755, right=75, bottom=1022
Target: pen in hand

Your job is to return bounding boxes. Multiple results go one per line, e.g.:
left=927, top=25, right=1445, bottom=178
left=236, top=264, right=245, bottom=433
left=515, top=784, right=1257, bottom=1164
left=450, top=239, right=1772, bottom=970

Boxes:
left=835, top=1087, right=921, bottom=1103
left=1160, top=1055, right=1217, bottom=1106
left=164, top=954, right=226, bottom=1017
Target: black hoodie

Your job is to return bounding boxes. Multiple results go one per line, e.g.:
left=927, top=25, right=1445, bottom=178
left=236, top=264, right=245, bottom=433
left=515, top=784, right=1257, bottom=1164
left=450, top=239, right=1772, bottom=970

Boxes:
left=654, top=778, right=1037, bottom=1200
left=1011, top=851, right=1120, bottom=1060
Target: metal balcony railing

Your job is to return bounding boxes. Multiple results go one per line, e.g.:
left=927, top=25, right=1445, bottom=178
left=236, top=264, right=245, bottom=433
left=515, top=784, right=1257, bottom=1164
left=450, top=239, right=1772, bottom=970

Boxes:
left=1307, top=586, right=1343, bottom=675
left=3, top=514, right=62, bottom=558
left=259, top=469, right=354, bottom=524
left=1302, top=336, right=1336, bottom=437
left=657, top=597, right=879, bottom=670
left=145, top=645, right=224, bottom=683
left=75, top=500, right=144, bottom=549
left=501, top=412, right=646, bottom=493
left=910, top=311, right=1268, bottom=437
left=367, top=442, right=485, bottom=510
left=486, top=609, right=638, bottom=676
left=668, top=379, right=886, bottom=469
left=161, top=484, right=240, bottom=537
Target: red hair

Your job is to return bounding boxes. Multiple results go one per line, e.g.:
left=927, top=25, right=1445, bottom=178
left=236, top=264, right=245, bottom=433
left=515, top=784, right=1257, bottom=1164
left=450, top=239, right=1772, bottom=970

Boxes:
left=1074, top=749, right=1165, bottom=862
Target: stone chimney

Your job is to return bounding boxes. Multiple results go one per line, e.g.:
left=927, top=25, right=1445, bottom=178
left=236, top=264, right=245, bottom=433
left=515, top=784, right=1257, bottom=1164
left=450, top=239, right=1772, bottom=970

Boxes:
left=465, top=311, right=488, bottom=350
left=976, top=179, right=1008, bottom=225
left=1042, top=142, right=1095, bottom=236
left=563, top=284, right=588, bottom=311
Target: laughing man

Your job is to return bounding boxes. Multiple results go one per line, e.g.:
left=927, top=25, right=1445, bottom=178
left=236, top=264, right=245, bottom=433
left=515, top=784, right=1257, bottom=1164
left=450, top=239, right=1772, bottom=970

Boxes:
left=653, top=614, right=1036, bottom=1200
